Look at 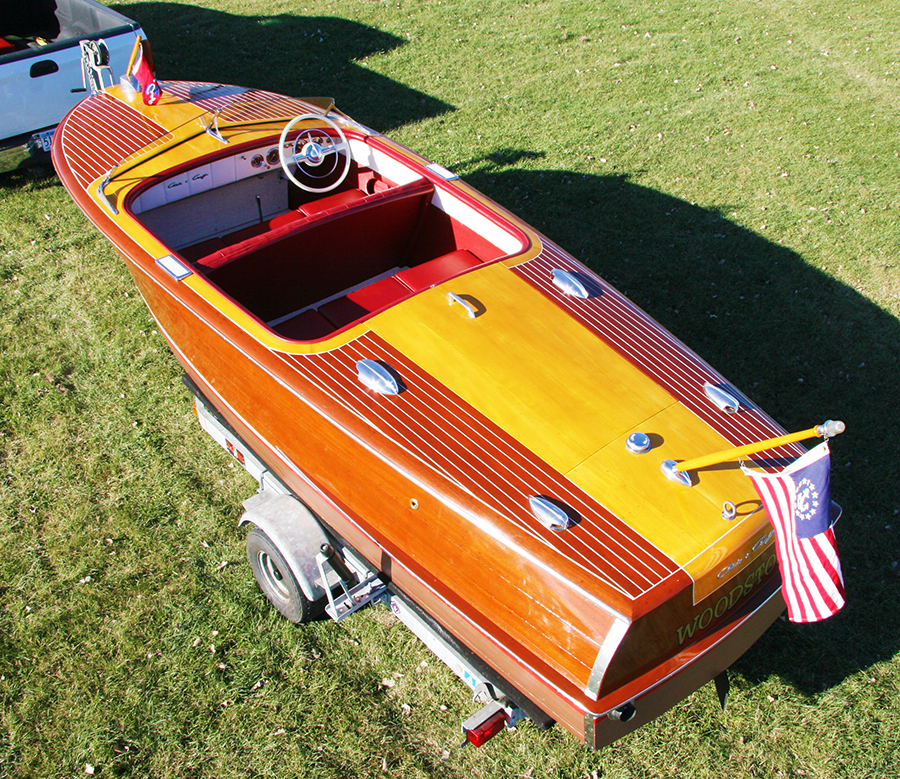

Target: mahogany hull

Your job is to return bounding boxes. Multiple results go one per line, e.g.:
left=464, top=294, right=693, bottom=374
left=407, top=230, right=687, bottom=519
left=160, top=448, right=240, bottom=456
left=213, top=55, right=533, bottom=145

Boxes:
left=51, top=81, right=793, bottom=746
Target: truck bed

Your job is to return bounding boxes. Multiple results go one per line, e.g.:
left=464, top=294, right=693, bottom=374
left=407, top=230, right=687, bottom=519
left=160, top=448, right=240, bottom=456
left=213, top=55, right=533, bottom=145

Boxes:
left=1, top=0, right=143, bottom=172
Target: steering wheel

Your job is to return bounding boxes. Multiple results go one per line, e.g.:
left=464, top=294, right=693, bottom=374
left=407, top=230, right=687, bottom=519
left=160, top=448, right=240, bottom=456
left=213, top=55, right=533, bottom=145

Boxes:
left=278, top=113, right=352, bottom=193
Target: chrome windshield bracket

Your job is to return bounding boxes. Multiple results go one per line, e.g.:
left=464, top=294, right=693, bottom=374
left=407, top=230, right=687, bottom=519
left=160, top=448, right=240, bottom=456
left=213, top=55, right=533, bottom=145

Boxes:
left=204, top=110, right=229, bottom=145
left=96, top=170, right=118, bottom=215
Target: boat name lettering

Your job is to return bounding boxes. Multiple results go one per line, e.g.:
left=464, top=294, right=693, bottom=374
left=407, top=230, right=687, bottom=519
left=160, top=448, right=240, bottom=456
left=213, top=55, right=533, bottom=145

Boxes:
left=751, top=529, right=775, bottom=552
left=166, top=181, right=183, bottom=189
left=717, top=554, right=749, bottom=579
left=716, top=530, right=775, bottom=579
left=676, top=554, right=777, bottom=646
left=191, top=173, right=209, bottom=181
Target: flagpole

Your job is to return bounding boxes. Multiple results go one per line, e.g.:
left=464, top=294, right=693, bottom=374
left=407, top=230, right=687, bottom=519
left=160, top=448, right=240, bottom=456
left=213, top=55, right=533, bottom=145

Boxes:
left=125, top=35, right=142, bottom=78
left=671, top=420, right=844, bottom=474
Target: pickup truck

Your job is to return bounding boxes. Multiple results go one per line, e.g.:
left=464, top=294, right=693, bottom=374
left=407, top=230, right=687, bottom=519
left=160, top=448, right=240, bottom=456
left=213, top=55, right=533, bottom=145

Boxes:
left=0, top=0, right=144, bottom=173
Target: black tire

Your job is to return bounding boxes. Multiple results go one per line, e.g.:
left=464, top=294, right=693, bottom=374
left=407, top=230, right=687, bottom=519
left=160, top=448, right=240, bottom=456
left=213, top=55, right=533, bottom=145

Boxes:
left=246, top=527, right=319, bottom=623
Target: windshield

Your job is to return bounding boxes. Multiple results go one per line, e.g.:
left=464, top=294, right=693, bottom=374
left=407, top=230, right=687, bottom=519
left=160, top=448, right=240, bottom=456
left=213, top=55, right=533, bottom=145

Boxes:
left=104, top=82, right=332, bottom=185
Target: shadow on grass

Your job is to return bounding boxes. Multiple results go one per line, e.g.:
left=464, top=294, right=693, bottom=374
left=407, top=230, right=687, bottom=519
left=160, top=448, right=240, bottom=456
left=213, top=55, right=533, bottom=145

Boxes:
left=112, top=2, right=452, bottom=132
left=457, top=159, right=898, bottom=696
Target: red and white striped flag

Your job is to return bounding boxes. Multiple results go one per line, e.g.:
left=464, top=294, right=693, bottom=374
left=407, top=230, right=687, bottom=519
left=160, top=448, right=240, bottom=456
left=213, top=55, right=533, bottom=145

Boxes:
left=743, top=441, right=845, bottom=622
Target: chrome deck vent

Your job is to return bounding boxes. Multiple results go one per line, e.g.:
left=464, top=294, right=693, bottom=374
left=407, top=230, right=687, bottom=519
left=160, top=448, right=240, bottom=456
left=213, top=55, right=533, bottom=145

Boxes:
left=703, top=381, right=741, bottom=414
left=356, top=360, right=400, bottom=395
left=551, top=269, right=590, bottom=299
left=528, top=496, right=572, bottom=532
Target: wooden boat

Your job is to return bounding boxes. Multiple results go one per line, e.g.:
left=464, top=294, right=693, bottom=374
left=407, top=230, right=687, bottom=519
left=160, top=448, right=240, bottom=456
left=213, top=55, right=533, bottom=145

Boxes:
left=52, top=77, right=797, bottom=748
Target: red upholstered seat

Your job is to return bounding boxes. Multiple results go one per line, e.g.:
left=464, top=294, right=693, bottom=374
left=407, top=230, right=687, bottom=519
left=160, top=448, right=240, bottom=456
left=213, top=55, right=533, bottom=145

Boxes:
left=298, top=188, right=366, bottom=216
left=319, top=277, right=408, bottom=328
left=179, top=212, right=301, bottom=262
left=395, top=249, right=481, bottom=291
left=348, top=275, right=409, bottom=310
left=196, top=178, right=433, bottom=274
left=268, top=209, right=307, bottom=230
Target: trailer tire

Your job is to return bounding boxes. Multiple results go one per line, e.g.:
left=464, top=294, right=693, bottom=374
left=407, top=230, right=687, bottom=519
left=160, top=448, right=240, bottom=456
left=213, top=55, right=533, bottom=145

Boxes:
left=246, top=527, right=320, bottom=623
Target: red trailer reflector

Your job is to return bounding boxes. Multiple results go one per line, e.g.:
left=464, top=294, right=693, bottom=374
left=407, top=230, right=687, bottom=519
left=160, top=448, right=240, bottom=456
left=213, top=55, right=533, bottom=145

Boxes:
left=225, top=440, right=245, bottom=465
left=461, top=701, right=509, bottom=747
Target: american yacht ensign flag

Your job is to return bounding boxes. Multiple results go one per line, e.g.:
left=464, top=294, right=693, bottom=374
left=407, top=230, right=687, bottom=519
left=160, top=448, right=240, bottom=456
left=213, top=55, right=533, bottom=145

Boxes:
left=743, top=442, right=845, bottom=623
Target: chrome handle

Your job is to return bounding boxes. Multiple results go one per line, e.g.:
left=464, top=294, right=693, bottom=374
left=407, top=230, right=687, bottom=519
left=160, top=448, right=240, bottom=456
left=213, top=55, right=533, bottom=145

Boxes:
left=447, top=292, right=477, bottom=318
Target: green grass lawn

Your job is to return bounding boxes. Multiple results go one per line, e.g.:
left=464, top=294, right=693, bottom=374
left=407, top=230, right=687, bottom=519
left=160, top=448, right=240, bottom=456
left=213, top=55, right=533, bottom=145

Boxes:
left=2, top=1, right=899, bottom=776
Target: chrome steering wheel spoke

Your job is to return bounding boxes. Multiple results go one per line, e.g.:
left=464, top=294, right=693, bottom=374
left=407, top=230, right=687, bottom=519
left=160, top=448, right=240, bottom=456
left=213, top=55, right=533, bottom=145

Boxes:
left=279, top=113, right=351, bottom=193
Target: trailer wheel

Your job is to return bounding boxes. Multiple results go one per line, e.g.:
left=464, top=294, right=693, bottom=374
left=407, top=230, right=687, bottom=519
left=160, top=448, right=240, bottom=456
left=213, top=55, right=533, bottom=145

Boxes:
left=246, top=527, right=320, bottom=623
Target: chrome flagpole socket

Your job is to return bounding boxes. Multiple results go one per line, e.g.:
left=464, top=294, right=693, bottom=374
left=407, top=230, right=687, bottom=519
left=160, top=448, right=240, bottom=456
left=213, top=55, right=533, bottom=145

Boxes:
left=661, top=460, right=693, bottom=487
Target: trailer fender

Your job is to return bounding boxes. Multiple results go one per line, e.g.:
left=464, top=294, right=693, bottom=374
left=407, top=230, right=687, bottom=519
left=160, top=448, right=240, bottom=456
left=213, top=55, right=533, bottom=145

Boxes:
left=239, top=491, right=330, bottom=602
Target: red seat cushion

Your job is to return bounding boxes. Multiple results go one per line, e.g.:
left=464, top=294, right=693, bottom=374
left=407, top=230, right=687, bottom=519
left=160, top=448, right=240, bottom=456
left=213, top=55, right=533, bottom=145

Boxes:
left=268, top=209, right=306, bottom=230
left=182, top=212, right=303, bottom=263
left=298, top=188, right=366, bottom=216
left=348, top=276, right=409, bottom=310
left=396, top=249, right=481, bottom=291
left=319, top=277, right=408, bottom=327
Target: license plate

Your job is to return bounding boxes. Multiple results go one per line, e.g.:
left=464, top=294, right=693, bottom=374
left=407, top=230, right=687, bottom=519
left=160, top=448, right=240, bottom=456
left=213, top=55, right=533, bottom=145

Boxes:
left=35, top=129, right=55, bottom=153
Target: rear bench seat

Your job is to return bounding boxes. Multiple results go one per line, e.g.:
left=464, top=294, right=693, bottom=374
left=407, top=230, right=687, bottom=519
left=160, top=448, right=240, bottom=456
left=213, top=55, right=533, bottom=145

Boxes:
left=394, top=249, right=481, bottom=292
left=275, top=249, right=484, bottom=338
left=186, top=177, right=433, bottom=272
left=179, top=183, right=373, bottom=265
left=316, top=248, right=483, bottom=329
left=178, top=205, right=325, bottom=262
left=176, top=182, right=396, bottom=266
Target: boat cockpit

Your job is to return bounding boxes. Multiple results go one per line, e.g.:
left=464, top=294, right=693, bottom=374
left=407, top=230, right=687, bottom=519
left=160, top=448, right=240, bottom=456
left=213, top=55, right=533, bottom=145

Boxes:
left=127, top=112, right=528, bottom=341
